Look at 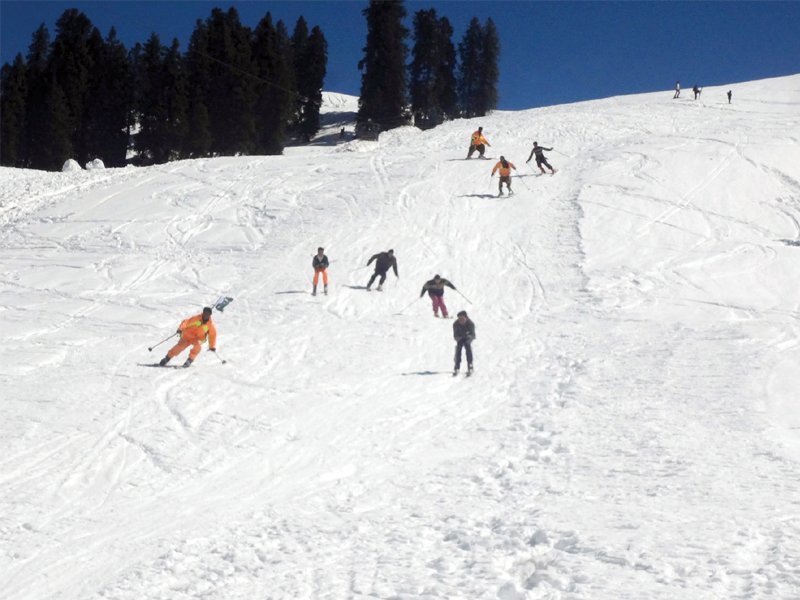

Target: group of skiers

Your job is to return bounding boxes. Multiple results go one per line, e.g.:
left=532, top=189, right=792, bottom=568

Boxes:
left=674, top=80, right=732, bottom=103
left=467, top=127, right=558, bottom=196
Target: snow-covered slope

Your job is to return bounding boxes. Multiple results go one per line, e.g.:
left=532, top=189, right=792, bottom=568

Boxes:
left=2, top=75, right=800, bottom=599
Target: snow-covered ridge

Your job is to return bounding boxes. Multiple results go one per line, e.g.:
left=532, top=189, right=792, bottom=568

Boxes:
left=1, top=74, right=800, bottom=599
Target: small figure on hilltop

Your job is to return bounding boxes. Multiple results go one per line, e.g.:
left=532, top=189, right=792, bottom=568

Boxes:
left=491, top=156, right=517, bottom=196
left=727, top=90, right=732, bottom=104
left=467, top=126, right=491, bottom=159
left=420, top=274, right=457, bottom=318
left=693, top=85, right=701, bottom=100
left=366, top=249, right=398, bottom=291
left=527, top=142, right=557, bottom=175
left=159, top=307, right=217, bottom=368
left=452, top=310, right=475, bottom=376
left=312, top=247, right=329, bottom=296
left=673, top=81, right=681, bottom=99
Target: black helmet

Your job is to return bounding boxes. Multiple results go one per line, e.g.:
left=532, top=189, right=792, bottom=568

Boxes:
left=500, top=155, right=505, bottom=161
left=202, top=306, right=213, bottom=315
left=388, top=249, right=394, bottom=254
left=533, top=141, right=538, bottom=145
left=433, top=274, right=441, bottom=280
left=478, top=126, right=483, bottom=132
left=457, top=310, right=467, bottom=317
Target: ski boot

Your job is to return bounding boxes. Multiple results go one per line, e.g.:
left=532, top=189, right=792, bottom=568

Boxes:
left=183, top=358, right=193, bottom=368
left=312, top=285, right=317, bottom=297
left=467, top=364, right=474, bottom=377
left=324, top=284, right=328, bottom=295
left=159, top=356, right=170, bottom=367
left=377, top=284, right=383, bottom=291
left=453, top=367, right=459, bottom=377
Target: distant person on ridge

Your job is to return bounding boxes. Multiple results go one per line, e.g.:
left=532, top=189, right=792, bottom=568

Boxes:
left=526, top=142, right=556, bottom=175
left=312, top=247, right=329, bottom=296
left=693, top=85, right=701, bottom=100
left=419, top=274, right=457, bottom=318
left=673, top=81, right=681, bottom=99
left=366, top=249, right=398, bottom=291
left=159, top=307, right=217, bottom=368
left=727, top=90, right=732, bottom=104
left=467, top=126, right=491, bottom=159
left=491, top=156, right=517, bottom=196
left=452, top=310, right=475, bottom=376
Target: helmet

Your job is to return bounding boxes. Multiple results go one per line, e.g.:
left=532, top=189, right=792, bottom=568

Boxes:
left=457, top=310, right=467, bottom=317
left=202, top=306, right=213, bottom=315
left=433, top=274, right=441, bottom=280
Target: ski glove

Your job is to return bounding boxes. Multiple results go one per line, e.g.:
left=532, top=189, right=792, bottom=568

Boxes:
left=176, top=329, right=182, bottom=334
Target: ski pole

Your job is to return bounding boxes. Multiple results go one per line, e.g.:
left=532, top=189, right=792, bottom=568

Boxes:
left=552, top=148, right=572, bottom=159
left=148, top=332, right=178, bottom=352
left=211, top=350, right=227, bottom=364
left=455, top=289, right=474, bottom=305
left=395, top=297, right=420, bottom=315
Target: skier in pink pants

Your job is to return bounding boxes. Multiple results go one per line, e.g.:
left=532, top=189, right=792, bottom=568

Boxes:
left=420, top=275, right=457, bottom=318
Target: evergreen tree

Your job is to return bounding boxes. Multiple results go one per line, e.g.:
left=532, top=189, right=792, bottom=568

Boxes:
left=457, top=17, right=482, bottom=118
left=204, top=7, right=256, bottom=155
left=133, top=33, right=169, bottom=163
left=477, top=18, right=500, bottom=116
left=291, top=16, right=309, bottom=123
left=409, top=9, right=456, bottom=129
left=49, top=9, right=96, bottom=163
left=184, top=19, right=213, bottom=157
left=252, top=13, right=295, bottom=154
left=84, top=27, right=132, bottom=166
left=162, top=39, right=189, bottom=160
left=357, top=0, right=409, bottom=131
left=24, top=24, right=73, bottom=170
left=292, top=21, right=327, bottom=141
left=1, top=54, right=28, bottom=166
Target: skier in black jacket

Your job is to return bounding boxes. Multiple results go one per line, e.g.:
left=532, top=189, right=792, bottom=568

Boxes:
left=526, top=142, right=556, bottom=175
left=312, top=247, right=329, bottom=296
left=366, top=249, right=398, bottom=291
left=419, top=274, right=456, bottom=318
left=452, top=310, right=475, bottom=375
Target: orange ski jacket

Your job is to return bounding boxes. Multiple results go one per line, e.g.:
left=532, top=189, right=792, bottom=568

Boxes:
left=492, top=161, right=516, bottom=177
left=179, top=313, right=217, bottom=348
left=470, top=130, right=490, bottom=146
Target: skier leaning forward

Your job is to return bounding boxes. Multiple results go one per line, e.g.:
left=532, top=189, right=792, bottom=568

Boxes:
left=420, top=274, right=457, bottom=318
left=366, top=249, right=399, bottom=291
left=453, top=310, right=475, bottom=375
left=467, top=127, right=491, bottom=159
left=160, top=307, right=217, bottom=368
left=491, top=156, right=517, bottom=196
left=526, top=142, right=556, bottom=175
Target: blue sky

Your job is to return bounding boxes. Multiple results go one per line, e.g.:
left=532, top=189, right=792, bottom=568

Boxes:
left=2, top=1, right=799, bottom=110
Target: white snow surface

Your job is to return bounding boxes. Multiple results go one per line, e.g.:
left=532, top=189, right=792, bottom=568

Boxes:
left=2, top=76, right=800, bottom=599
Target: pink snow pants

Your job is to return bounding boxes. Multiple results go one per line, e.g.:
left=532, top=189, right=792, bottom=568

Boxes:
left=431, top=295, right=448, bottom=317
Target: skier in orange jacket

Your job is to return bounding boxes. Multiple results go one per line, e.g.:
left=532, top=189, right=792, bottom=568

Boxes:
left=491, top=156, right=517, bottom=196
left=159, top=307, right=217, bottom=368
left=466, top=126, right=491, bottom=159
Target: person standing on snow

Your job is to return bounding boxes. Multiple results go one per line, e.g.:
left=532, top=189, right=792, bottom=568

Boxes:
left=491, top=156, right=517, bottom=196
left=452, top=310, right=475, bottom=376
left=693, top=85, right=701, bottom=100
left=526, top=142, right=556, bottom=175
left=312, top=247, right=329, bottom=296
left=467, top=126, right=491, bottom=159
left=727, top=90, right=732, bottom=104
left=366, top=249, right=398, bottom=291
left=673, top=81, right=681, bottom=99
left=159, top=307, right=217, bottom=368
left=420, top=274, right=457, bottom=318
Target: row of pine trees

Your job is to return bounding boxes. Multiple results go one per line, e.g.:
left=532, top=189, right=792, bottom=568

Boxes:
left=1, top=0, right=500, bottom=171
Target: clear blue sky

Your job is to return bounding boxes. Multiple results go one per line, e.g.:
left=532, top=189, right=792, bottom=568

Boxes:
left=2, top=1, right=799, bottom=110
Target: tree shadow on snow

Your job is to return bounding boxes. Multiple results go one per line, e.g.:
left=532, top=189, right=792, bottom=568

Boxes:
left=400, top=370, right=452, bottom=376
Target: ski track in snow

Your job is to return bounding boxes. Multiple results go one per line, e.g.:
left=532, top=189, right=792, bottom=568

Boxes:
left=2, top=77, right=800, bottom=599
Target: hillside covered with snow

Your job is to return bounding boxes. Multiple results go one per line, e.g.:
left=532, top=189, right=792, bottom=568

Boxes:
left=2, top=75, right=800, bottom=599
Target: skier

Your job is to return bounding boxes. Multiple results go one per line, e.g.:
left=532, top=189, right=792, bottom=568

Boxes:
left=419, top=274, right=457, bottom=318
left=526, top=142, right=556, bottom=175
left=693, top=85, right=701, bottom=100
left=727, top=90, right=732, bottom=104
left=466, top=126, right=491, bottom=159
left=491, top=156, right=517, bottom=196
left=312, top=246, right=329, bottom=296
left=673, top=81, right=681, bottom=99
left=452, top=310, right=475, bottom=376
left=159, top=307, right=217, bottom=368
left=366, top=249, right=398, bottom=291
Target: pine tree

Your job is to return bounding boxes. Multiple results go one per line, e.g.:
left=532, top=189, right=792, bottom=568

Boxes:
left=162, top=39, right=189, bottom=160
left=457, top=17, right=482, bottom=118
left=184, top=19, right=213, bottom=157
left=292, top=21, right=327, bottom=141
left=357, top=0, right=409, bottom=132
left=1, top=54, right=28, bottom=166
left=49, top=9, right=96, bottom=164
left=477, top=18, right=500, bottom=116
left=409, top=9, right=456, bottom=129
left=133, top=33, right=168, bottom=163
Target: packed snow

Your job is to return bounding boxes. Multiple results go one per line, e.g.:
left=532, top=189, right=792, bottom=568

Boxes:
left=2, top=75, right=800, bottom=599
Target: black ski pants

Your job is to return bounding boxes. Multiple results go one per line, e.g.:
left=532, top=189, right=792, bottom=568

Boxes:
left=454, top=338, right=473, bottom=369
left=368, top=269, right=388, bottom=287
left=467, top=143, right=486, bottom=159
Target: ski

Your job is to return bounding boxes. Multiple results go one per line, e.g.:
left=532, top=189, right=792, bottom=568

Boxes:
left=138, top=363, right=185, bottom=369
